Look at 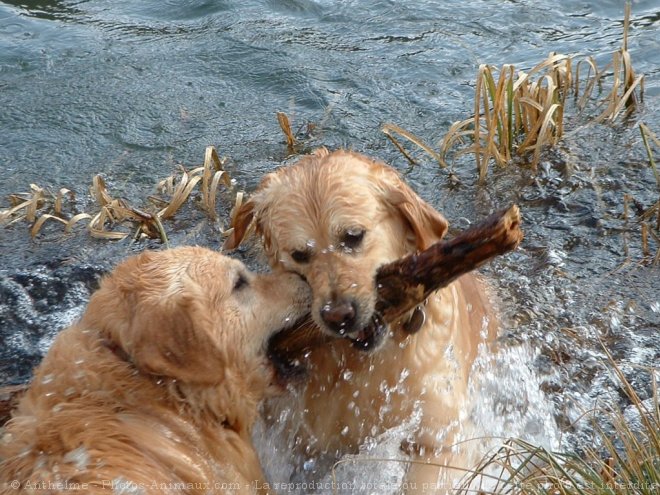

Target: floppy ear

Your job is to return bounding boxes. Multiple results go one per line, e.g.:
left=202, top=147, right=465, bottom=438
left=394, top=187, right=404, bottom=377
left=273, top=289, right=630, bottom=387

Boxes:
left=223, top=172, right=281, bottom=252
left=378, top=170, right=449, bottom=250
left=86, top=253, right=227, bottom=385
left=223, top=198, right=255, bottom=251
left=124, top=291, right=226, bottom=385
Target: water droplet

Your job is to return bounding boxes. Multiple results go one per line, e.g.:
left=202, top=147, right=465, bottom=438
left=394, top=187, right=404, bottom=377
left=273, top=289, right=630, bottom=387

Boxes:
left=609, top=314, right=620, bottom=330
left=341, top=426, right=349, bottom=436
left=342, top=370, right=353, bottom=380
left=303, top=458, right=316, bottom=471
left=41, top=373, right=54, bottom=385
left=63, top=446, right=89, bottom=470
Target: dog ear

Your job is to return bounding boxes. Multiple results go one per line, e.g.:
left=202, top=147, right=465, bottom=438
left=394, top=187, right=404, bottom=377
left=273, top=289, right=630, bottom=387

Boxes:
left=125, top=290, right=226, bottom=385
left=223, top=172, right=280, bottom=252
left=87, top=253, right=226, bottom=385
left=378, top=169, right=449, bottom=250
left=223, top=198, right=255, bottom=251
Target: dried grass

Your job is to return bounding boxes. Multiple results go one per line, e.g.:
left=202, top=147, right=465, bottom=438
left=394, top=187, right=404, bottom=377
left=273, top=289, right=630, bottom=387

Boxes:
left=276, top=111, right=318, bottom=154
left=277, top=111, right=297, bottom=151
left=384, top=4, right=644, bottom=180
left=0, top=146, right=231, bottom=243
left=382, top=123, right=446, bottom=167
left=639, top=124, right=660, bottom=191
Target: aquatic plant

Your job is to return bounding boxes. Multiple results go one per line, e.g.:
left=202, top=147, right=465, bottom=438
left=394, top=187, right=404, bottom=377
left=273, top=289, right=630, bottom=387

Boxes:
left=0, top=146, right=231, bottom=243
left=639, top=124, right=660, bottom=192
left=277, top=111, right=298, bottom=152
left=384, top=3, right=644, bottom=180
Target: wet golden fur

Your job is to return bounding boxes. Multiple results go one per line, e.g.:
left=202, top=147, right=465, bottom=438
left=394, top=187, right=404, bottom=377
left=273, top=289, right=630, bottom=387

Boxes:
left=0, top=247, right=310, bottom=494
left=225, top=149, right=496, bottom=492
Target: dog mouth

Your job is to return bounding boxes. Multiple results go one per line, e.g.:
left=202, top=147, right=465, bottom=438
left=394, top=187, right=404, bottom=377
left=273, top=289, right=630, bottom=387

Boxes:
left=267, top=311, right=389, bottom=385
left=345, top=312, right=388, bottom=351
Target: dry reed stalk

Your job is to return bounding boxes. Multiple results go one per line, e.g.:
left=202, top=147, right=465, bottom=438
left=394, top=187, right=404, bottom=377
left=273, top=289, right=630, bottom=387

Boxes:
left=201, top=145, right=231, bottom=221
left=381, top=123, right=445, bottom=167
left=639, top=123, right=660, bottom=190
left=277, top=111, right=297, bottom=150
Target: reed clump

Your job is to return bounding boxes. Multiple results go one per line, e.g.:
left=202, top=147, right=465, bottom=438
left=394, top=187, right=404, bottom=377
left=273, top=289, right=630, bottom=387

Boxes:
left=384, top=3, right=644, bottom=180
left=0, top=146, right=231, bottom=243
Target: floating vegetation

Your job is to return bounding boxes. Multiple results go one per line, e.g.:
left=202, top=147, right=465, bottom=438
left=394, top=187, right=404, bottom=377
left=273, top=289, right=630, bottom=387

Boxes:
left=0, top=184, right=91, bottom=236
left=384, top=3, right=644, bottom=180
left=0, top=146, right=231, bottom=243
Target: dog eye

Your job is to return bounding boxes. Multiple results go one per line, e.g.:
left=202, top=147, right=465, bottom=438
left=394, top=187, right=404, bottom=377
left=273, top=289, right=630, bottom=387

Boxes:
left=291, top=250, right=311, bottom=264
left=233, top=274, right=249, bottom=291
left=341, top=228, right=365, bottom=250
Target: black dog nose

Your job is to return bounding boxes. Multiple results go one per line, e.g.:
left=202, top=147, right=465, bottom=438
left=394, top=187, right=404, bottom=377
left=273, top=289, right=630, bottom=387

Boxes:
left=320, top=300, right=357, bottom=334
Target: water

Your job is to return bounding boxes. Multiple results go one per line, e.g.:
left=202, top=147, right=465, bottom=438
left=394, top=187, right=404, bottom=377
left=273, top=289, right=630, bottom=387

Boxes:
left=1, top=0, right=659, bottom=491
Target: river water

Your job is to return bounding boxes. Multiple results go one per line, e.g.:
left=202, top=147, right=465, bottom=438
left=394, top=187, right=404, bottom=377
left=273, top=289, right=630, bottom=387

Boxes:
left=1, top=0, right=659, bottom=492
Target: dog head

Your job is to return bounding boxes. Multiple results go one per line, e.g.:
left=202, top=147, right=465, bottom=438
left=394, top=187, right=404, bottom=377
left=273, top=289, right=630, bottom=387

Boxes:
left=224, top=149, right=448, bottom=351
left=81, top=247, right=311, bottom=393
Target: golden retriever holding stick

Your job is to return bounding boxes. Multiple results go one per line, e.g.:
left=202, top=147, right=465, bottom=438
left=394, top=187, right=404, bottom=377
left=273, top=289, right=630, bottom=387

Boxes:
left=0, top=247, right=310, bottom=494
left=224, top=149, right=496, bottom=492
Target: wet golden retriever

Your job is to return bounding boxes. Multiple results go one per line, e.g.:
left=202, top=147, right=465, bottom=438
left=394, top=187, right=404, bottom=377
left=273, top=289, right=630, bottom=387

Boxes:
left=224, top=149, right=496, bottom=492
left=0, top=247, right=310, bottom=495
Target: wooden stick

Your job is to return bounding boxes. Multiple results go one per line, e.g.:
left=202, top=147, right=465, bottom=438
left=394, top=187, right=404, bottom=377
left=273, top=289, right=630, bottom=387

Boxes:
left=376, top=204, right=522, bottom=320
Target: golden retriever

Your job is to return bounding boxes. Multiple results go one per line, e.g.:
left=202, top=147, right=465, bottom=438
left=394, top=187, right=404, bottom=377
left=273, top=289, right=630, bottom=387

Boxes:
left=0, top=247, right=310, bottom=495
left=224, top=149, right=496, bottom=492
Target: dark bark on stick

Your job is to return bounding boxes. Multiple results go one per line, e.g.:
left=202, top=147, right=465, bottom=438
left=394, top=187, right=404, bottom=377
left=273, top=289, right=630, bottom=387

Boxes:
left=376, top=204, right=522, bottom=321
